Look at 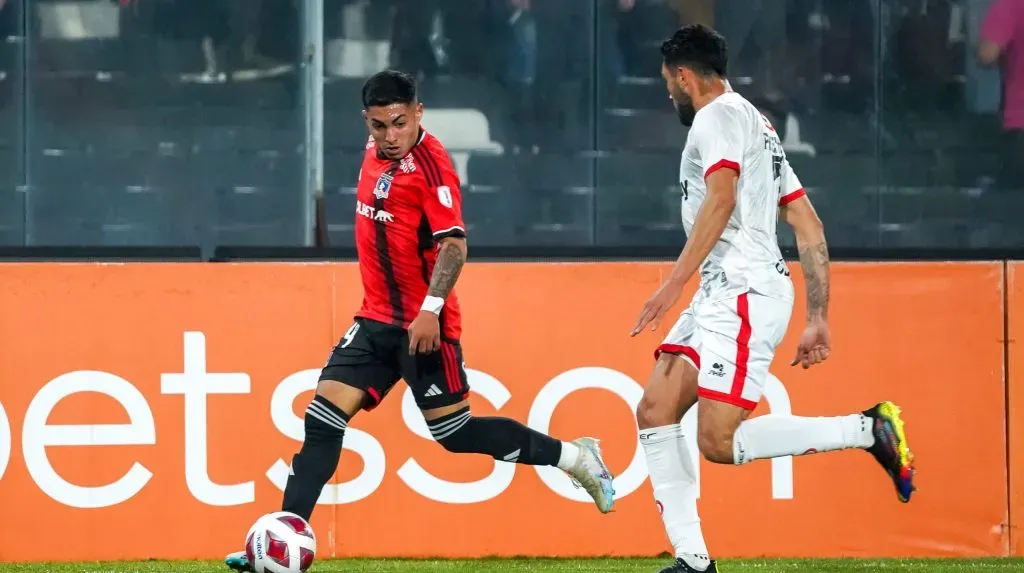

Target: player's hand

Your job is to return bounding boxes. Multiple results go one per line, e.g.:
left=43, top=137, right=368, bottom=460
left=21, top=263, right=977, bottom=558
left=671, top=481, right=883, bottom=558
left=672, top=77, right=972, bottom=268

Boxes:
left=408, top=311, right=441, bottom=355
left=631, top=280, right=684, bottom=337
left=790, top=317, right=831, bottom=369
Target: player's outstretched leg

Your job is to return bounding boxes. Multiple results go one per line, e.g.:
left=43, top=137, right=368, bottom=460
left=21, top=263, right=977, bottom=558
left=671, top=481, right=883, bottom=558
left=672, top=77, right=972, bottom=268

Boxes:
left=425, top=406, right=616, bottom=513
left=715, top=400, right=916, bottom=502
left=226, top=387, right=360, bottom=572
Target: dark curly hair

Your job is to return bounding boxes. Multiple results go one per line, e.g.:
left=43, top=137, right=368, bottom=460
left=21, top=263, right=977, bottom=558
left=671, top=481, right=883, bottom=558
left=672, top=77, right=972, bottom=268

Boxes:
left=660, top=24, right=729, bottom=78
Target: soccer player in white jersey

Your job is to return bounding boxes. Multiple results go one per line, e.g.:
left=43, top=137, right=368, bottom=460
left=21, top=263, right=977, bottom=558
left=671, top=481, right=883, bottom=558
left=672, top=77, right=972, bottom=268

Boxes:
left=629, top=25, right=916, bottom=573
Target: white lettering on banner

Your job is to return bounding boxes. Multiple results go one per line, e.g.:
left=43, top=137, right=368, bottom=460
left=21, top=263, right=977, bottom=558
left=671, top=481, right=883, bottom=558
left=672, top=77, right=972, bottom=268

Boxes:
left=529, top=367, right=646, bottom=502
left=397, top=369, right=516, bottom=503
left=266, top=369, right=386, bottom=504
left=0, top=400, right=9, bottom=481
left=22, top=371, right=155, bottom=508
left=2, top=330, right=796, bottom=507
left=160, top=331, right=254, bottom=506
left=763, top=374, right=794, bottom=499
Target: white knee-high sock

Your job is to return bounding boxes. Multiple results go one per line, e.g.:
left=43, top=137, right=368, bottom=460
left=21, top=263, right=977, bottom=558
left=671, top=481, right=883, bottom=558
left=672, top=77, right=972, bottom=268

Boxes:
left=641, top=424, right=710, bottom=569
left=732, top=414, right=874, bottom=465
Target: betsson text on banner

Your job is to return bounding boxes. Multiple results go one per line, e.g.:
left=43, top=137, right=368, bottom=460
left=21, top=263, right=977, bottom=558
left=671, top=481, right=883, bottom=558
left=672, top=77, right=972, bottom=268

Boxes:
left=1, top=330, right=798, bottom=509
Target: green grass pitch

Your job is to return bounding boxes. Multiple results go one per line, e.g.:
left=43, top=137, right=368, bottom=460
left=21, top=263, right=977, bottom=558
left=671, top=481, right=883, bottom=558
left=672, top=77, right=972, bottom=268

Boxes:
left=7, top=559, right=1024, bottom=572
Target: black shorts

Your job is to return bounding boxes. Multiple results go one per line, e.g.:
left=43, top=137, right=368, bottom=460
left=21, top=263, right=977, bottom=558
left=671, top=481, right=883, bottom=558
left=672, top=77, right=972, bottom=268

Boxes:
left=319, top=317, right=469, bottom=411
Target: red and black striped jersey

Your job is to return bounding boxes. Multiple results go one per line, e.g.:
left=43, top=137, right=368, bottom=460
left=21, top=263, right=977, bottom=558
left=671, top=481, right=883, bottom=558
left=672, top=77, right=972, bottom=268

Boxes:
left=353, top=129, right=466, bottom=340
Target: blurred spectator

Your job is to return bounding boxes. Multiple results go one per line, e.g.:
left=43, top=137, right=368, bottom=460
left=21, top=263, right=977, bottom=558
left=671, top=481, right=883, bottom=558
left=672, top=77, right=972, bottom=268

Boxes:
left=175, top=0, right=294, bottom=84
left=493, top=0, right=536, bottom=152
left=668, top=0, right=715, bottom=27
left=539, top=0, right=591, bottom=144
left=389, top=0, right=444, bottom=78
left=446, top=0, right=498, bottom=76
left=0, top=0, right=16, bottom=110
left=0, top=0, right=12, bottom=62
left=389, top=0, right=497, bottom=78
left=715, top=0, right=790, bottom=102
left=979, top=0, right=1023, bottom=188
left=891, top=0, right=967, bottom=111
left=500, top=0, right=590, bottom=152
left=818, top=0, right=878, bottom=113
left=602, top=0, right=633, bottom=80
left=505, top=0, right=536, bottom=87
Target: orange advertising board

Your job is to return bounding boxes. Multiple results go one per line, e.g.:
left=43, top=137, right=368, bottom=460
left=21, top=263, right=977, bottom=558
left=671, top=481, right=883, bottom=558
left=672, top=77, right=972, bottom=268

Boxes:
left=1007, top=262, right=1024, bottom=556
left=0, top=262, right=1008, bottom=561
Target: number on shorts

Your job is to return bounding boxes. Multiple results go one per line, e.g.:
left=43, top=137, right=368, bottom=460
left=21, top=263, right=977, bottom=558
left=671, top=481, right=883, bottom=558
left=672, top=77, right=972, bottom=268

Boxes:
left=340, top=322, right=360, bottom=349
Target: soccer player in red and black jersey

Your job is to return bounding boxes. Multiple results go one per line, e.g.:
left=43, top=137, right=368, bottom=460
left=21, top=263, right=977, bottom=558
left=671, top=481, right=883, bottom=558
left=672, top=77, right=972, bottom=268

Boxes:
left=225, top=70, right=615, bottom=572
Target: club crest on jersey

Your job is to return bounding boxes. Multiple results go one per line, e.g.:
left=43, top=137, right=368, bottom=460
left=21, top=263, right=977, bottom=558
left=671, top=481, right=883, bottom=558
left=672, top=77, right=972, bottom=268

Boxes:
left=374, top=171, right=394, bottom=200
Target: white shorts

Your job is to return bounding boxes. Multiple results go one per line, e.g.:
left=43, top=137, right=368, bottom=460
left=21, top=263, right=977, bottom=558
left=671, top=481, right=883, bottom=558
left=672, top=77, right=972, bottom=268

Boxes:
left=656, top=291, right=793, bottom=410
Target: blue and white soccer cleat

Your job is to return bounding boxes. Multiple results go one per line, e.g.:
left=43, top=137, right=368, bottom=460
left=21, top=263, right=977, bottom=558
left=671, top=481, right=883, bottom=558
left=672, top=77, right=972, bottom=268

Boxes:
left=565, top=437, right=616, bottom=513
left=225, top=550, right=253, bottom=572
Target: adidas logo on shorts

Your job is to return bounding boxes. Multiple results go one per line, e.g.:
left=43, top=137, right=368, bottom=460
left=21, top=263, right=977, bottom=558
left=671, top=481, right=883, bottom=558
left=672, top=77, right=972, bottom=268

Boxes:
left=424, top=384, right=443, bottom=397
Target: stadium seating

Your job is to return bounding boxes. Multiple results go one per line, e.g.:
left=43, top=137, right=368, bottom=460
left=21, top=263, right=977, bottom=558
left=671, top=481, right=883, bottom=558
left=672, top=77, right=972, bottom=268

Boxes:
left=3, top=0, right=1020, bottom=251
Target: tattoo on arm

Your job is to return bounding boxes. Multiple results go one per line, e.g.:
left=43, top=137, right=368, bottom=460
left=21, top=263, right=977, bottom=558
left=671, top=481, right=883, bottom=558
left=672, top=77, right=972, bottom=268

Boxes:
left=427, top=241, right=466, bottom=299
left=798, top=241, right=830, bottom=321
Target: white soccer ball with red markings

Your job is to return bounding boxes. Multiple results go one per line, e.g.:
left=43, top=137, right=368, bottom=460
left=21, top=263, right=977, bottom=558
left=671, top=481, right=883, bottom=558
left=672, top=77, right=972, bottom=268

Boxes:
left=244, top=511, right=317, bottom=573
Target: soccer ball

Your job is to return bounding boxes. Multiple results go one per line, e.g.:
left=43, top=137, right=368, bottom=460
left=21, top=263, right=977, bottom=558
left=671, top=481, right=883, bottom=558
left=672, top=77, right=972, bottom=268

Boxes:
left=244, top=511, right=317, bottom=573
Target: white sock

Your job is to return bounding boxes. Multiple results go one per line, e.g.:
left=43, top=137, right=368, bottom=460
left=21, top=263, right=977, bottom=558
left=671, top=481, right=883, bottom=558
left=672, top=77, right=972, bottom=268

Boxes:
left=640, top=424, right=710, bottom=564
left=732, top=414, right=874, bottom=465
left=556, top=441, right=581, bottom=471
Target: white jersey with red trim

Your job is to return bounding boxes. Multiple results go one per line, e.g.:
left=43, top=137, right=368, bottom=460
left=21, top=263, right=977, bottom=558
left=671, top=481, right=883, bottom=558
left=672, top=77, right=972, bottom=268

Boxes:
left=679, top=91, right=805, bottom=303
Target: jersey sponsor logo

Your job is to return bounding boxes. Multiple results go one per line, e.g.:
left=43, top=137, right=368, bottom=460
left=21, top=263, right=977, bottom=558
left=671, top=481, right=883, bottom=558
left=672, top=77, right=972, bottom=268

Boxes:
left=775, top=259, right=791, bottom=277
left=437, top=185, right=453, bottom=208
left=699, top=268, right=728, bottom=295
left=708, top=362, right=726, bottom=377
left=356, top=200, right=395, bottom=224
left=374, top=171, right=394, bottom=200
left=399, top=155, right=416, bottom=174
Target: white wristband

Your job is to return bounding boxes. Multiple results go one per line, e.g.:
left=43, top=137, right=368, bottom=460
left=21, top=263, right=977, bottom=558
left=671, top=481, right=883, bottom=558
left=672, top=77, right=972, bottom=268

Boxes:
left=421, top=295, right=445, bottom=315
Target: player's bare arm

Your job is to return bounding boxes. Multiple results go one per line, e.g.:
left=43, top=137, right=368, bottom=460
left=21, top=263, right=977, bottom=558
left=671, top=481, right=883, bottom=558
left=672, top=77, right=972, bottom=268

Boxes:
left=428, top=237, right=467, bottom=299
left=631, top=168, right=738, bottom=336
left=781, top=194, right=831, bottom=369
left=409, top=237, right=467, bottom=355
